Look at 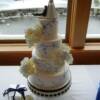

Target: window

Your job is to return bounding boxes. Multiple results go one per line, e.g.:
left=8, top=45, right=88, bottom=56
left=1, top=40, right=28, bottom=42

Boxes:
left=87, top=0, right=100, bottom=38
left=0, top=0, right=68, bottom=40
left=0, top=0, right=100, bottom=65
left=0, top=0, right=69, bottom=65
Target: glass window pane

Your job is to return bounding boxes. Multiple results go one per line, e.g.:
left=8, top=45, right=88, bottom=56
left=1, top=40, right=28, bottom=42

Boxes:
left=0, top=0, right=68, bottom=39
left=87, top=0, right=100, bottom=38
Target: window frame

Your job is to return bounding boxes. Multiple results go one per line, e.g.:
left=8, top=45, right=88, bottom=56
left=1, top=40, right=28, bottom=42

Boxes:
left=66, top=0, right=100, bottom=64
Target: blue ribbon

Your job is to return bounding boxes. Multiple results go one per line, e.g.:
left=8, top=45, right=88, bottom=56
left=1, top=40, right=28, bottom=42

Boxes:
left=3, top=84, right=27, bottom=100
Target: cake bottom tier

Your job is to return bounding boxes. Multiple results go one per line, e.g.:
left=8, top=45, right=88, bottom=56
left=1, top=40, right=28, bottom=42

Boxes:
left=27, top=69, right=71, bottom=97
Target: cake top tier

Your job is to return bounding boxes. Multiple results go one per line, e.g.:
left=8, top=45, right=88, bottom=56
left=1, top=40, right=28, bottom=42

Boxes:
left=25, top=0, right=59, bottom=47
left=46, top=0, right=57, bottom=19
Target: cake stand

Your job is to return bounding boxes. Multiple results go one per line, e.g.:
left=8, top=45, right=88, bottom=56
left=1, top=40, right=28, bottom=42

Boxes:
left=27, top=69, right=71, bottom=99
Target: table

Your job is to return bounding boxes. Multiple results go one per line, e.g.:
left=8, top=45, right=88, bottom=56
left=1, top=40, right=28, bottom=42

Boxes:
left=0, top=65, right=100, bottom=100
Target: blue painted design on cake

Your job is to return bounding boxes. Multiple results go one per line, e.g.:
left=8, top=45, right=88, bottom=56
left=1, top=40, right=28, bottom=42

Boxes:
left=41, top=18, right=58, bottom=35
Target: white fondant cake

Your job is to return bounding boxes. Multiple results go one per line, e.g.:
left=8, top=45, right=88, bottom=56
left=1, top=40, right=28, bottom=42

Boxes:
left=20, top=0, right=73, bottom=97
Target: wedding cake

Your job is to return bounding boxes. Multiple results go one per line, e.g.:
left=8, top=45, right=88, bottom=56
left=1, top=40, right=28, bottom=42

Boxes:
left=20, top=0, right=73, bottom=97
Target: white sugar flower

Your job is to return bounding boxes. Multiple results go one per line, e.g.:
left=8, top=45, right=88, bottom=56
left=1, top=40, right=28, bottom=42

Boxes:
left=25, top=23, right=43, bottom=47
left=60, top=43, right=73, bottom=64
left=20, top=57, right=36, bottom=78
left=64, top=51, right=73, bottom=64
left=25, top=28, right=34, bottom=47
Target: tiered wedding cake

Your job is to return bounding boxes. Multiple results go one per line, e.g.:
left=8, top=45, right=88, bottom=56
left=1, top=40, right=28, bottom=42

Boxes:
left=20, top=0, right=73, bottom=97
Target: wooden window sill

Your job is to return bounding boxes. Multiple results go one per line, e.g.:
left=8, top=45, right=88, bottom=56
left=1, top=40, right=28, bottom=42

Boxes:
left=0, top=43, right=32, bottom=65
left=71, top=43, right=100, bottom=64
left=0, top=43, right=100, bottom=65
left=0, top=43, right=32, bottom=52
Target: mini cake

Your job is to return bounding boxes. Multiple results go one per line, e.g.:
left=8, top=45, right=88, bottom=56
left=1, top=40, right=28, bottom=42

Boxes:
left=20, top=0, right=73, bottom=97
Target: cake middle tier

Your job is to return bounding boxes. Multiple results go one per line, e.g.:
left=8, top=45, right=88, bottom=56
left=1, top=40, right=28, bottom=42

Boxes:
left=33, top=39, right=68, bottom=67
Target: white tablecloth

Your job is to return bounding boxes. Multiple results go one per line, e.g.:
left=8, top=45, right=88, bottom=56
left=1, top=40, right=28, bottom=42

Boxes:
left=0, top=65, right=100, bottom=100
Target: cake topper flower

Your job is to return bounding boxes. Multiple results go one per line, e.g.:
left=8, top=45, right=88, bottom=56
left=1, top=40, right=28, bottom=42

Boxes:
left=25, top=23, right=43, bottom=47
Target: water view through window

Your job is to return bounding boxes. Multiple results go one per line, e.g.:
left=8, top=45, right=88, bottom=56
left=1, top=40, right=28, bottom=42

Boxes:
left=0, top=15, right=67, bottom=36
left=0, top=0, right=100, bottom=39
left=0, top=0, right=67, bottom=39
